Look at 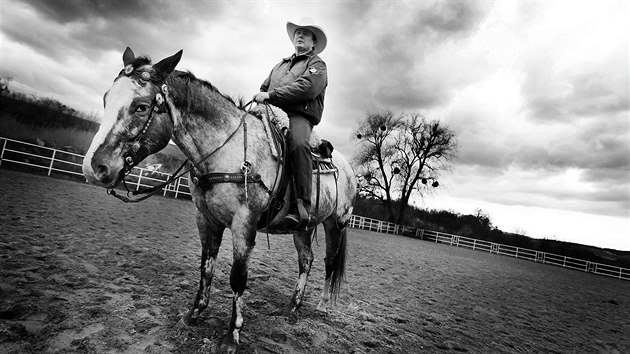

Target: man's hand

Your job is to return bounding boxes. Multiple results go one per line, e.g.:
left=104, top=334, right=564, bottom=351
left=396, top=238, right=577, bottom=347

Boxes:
left=253, top=92, right=270, bottom=103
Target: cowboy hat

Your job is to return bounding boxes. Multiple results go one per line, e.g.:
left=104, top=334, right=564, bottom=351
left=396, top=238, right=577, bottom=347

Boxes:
left=286, top=18, right=327, bottom=54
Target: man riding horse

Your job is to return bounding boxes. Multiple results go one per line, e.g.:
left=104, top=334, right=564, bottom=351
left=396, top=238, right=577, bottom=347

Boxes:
left=83, top=18, right=354, bottom=350
left=253, top=18, right=328, bottom=228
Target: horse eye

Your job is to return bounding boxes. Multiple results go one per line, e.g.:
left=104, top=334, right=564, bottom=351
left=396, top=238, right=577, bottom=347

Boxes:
left=136, top=104, right=149, bottom=113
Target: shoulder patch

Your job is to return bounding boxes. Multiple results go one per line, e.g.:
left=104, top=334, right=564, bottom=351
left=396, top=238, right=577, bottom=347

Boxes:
left=309, top=67, right=317, bottom=74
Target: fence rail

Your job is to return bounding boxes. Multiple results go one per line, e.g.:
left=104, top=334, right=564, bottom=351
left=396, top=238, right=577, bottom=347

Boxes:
left=2, top=137, right=628, bottom=281
left=348, top=215, right=630, bottom=281
left=0, top=137, right=192, bottom=199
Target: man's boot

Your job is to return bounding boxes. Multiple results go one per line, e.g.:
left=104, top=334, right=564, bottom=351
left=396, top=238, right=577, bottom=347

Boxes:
left=284, top=196, right=311, bottom=225
left=284, top=180, right=301, bottom=225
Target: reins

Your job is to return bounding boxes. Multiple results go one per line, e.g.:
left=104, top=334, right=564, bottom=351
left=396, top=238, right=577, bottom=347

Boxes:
left=108, top=159, right=188, bottom=203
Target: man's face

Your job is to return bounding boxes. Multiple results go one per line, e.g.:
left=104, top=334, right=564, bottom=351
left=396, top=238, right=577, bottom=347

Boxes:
left=293, top=28, right=315, bottom=54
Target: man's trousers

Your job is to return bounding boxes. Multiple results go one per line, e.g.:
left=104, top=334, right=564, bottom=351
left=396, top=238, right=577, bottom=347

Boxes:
left=287, top=115, right=313, bottom=211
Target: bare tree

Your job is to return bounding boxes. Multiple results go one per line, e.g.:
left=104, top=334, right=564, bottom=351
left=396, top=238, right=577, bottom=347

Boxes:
left=474, top=208, right=492, bottom=229
left=0, top=76, right=13, bottom=95
left=353, top=111, right=458, bottom=224
left=353, top=111, right=400, bottom=220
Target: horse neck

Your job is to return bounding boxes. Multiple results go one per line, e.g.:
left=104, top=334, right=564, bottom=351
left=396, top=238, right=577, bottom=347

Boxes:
left=166, top=74, right=248, bottom=169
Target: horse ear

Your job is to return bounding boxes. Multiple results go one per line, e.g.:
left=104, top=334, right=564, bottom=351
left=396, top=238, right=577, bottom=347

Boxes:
left=153, top=49, right=183, bottom=80
left=123, top=47, right=135, bottom=66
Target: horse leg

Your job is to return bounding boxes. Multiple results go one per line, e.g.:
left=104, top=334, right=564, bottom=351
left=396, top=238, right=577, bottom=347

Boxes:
left=221, top=213, right=257, bottom=352
left=316, top=217, right=348, bottom=313
left=181, top=211, right=224, bottom=325
left=290, top=228, right=314, bottom=312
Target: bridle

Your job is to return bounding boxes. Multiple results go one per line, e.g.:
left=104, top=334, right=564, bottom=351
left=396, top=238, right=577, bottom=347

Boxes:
left=123, top=83, right=170, bottom=173
left=106, top=81, right=179, bottom=202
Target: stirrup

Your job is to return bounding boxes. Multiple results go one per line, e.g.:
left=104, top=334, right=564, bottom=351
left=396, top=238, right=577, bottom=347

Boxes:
left=284, top=213, right=300, bottom=225
left=296, top=199, right=310, bottom=228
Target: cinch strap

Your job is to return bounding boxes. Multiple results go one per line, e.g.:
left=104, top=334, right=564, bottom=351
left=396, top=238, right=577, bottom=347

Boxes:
left=191, top=172, right=272, bottom=196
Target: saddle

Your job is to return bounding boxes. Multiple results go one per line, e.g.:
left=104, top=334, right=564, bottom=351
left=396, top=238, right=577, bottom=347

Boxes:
left=251, top=104, right=338, bottom=230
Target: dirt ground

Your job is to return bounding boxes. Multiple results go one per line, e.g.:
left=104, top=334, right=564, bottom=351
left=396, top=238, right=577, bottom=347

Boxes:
left=1, top=169, right=629, bottom=353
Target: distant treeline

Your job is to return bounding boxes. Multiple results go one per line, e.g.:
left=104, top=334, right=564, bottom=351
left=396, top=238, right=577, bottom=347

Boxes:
left=1, top=93, right=100, bottom=132
left=354, top=196, right=630, bottom=269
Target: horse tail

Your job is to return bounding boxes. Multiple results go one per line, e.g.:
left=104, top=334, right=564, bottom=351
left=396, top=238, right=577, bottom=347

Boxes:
left=329, top=221, right=348, bottom=301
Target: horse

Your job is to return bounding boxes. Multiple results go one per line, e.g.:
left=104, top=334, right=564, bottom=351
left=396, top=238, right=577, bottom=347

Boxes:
left=82, top=47, right=356, bottom=351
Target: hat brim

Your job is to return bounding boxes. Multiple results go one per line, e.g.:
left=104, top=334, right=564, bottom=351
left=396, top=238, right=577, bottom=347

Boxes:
left=286, top=21, right=327, bottom=54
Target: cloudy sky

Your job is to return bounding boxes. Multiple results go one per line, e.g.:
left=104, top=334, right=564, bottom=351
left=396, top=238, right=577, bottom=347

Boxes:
left=1, top=0, right=628, bottom=250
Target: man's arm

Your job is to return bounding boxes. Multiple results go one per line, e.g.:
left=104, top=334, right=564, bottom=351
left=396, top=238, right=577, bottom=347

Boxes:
left=254, top=67, right=275, bottom=103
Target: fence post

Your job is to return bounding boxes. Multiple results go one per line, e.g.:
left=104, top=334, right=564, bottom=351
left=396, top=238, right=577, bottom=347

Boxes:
left=0, top=138, right=7, bottom=167
left=47, top=150, right=57, bottom=176
left=163, top=176, right=169, bottom=196
left=174, top=177, right=181, bottom=199
left=136, top=168, right=143, bottom=190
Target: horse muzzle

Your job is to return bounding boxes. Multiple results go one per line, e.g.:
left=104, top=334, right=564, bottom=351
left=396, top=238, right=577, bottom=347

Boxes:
left=82, top=155, right=125, bottom=188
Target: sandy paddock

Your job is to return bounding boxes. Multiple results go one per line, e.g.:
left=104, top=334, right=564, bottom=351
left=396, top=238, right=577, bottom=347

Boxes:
left=1, top=170, right=628, bottom=353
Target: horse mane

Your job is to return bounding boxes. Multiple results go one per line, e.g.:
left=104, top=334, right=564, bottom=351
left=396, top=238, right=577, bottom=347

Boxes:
left=170, top=70, right=249, bottom=113
left=130, top=56, right=152, bottom=69
left=118, top=55, right=247, bottom=114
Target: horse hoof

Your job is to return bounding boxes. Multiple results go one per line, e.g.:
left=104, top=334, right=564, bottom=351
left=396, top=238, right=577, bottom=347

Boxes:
left=220, top=336, right=240, bottom=354
left=315, top=303, right=328, bottom=314
left=289, top=299, right=301, bottom=313
left=287, top=311, right=299, bottom=325
left=175, top=318, right=187, bottom=329
left=178, top=309, right=198, bottom=326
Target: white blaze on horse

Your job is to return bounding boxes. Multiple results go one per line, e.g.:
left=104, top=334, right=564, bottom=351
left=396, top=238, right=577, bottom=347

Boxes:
left=82, top=48, right=356, bottom=351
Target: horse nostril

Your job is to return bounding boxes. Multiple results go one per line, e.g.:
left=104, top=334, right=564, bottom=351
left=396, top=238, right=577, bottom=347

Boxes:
left=96, top=164, right=109, bottom=177
left=95, top=164, right=112, bottom=184
left=100, top=175, right=112, bottom=184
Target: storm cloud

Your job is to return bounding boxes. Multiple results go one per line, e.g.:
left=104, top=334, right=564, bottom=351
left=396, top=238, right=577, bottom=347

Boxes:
left=1, top=0, right=628, bottom=248
left=331, top=1, right=492, bottom=110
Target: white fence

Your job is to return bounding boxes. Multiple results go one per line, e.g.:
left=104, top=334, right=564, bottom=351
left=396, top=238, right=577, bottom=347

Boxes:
left=0, top=137, right=192, bottom=198
left=348, top=215, right=630, bottom=281
left=2, top=136, right=628, bottom=281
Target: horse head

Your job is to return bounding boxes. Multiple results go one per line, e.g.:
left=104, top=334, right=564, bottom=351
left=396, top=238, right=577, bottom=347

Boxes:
left=83, top=47, right=182, bottom=187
